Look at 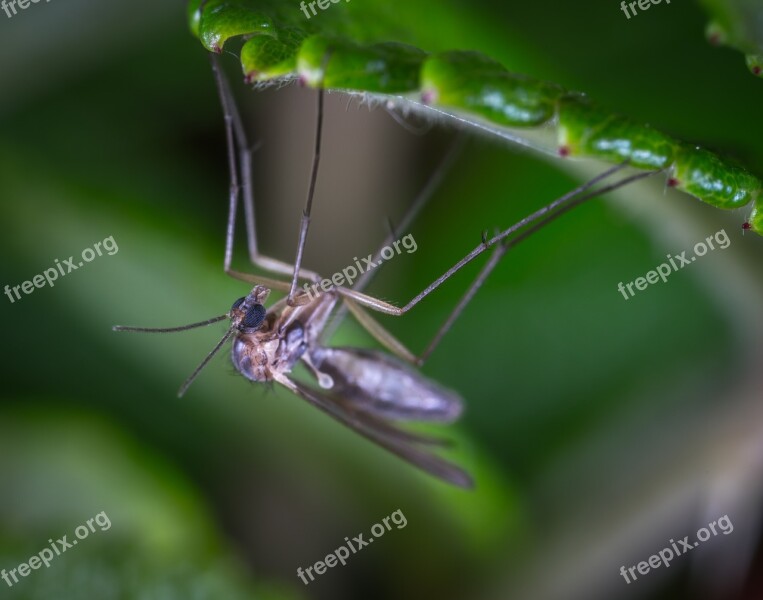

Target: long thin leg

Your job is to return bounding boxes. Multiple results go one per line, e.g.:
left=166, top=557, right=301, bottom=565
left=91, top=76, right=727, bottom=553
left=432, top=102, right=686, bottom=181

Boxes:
left=415, top=161, right=644, bottom=364
left=355, top=134, right=466, bottom=295
left=417, top=239, right=505, bottom=365
left=356, top=165, right=608, bottom=365
left=218, top=160, right=657, bottom=366
left=209, top=53, right=321, bottom=282
left=333, top=166, right=662, bottom=318
left=225, top=269, right=293, bottom=293
left=211, top=56, right=659, bottom=363
left=417, top=178, right=607, bottom=364
left=342, top=297, right=418, bottom=363
left=322, top=133, right=467, bottom=343
left=324, top=163, right=657, bottom=366
left=210, top=52, right=241, bottom=275
left=287, top=88, right=326, bottom=305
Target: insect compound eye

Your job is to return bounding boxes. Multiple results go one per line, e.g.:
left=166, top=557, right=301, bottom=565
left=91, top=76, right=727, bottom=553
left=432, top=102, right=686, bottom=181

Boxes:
left=231, top=297, right=246, bottom=311
left=242, top=303, right=266, bottom=330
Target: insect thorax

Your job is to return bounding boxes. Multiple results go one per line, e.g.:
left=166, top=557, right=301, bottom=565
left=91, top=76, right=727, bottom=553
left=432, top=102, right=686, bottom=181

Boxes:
left=231, top=322, right=307, bottom=383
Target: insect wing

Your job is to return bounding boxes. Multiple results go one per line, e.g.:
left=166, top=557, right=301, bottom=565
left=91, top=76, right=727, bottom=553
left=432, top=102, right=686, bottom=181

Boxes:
left=307, top=347, right=463, bottom=423
left=275, top=374, right=474, bottom=489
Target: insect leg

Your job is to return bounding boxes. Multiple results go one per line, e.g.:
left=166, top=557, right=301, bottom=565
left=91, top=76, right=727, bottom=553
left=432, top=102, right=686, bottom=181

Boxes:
left=319, top=163, right=644, bottom=364
left=353, top=133, right=466, bottom=296
left=321, top=134, right=466, bottom=344
left=333, top=165, right=661, bottom=322
left=341, top=297, right=418, bottom=364
left=415, top=163, right=648, bottom=363
left=209, top=53, right=321, bottom=283
left=416, top=182, right=607, bottom=364
left=286, top=88, right=326, bottom=305
left=224, top=269, right=293, bottom=294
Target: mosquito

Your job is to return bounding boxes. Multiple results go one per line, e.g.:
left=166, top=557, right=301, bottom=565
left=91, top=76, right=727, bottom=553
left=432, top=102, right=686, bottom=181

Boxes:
left=113, top=53, right=661, bottom=489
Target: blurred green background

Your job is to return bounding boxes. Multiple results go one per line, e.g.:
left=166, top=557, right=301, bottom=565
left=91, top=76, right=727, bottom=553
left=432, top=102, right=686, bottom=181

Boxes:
left=1, top=1, right=762, bottom=599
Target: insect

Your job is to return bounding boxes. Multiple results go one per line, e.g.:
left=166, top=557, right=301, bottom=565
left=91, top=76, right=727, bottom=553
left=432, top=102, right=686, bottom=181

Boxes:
left=188, top=1, right=763, bottom=234
left=114, top=54, right=476, bottom=488
left=113, top=48, right=661, bottom=488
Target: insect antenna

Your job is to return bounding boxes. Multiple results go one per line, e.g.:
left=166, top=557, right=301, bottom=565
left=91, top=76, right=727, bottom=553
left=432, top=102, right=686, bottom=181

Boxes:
left=113, top=313, right=234, bottom=397
left=112, top=314, right=229, bottom=334
left=176, top=328, right=236, bottom=398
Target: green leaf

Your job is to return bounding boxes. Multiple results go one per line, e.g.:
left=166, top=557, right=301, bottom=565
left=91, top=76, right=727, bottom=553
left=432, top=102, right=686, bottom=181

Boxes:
left=298, top=36, right=426, bottom=92
left=0, top=409, right=294, bottom=600
left=420, top=51, right=564, bottom=127
left=187, top=0, right=763, bottom=233
left=699, top=0, right=763, bottom=77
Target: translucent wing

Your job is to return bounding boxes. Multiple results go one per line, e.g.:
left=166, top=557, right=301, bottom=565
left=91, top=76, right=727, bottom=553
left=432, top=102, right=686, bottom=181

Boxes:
left=306, top=346, right=463, bottom=423
left=274, top=373, right=474, bottom=489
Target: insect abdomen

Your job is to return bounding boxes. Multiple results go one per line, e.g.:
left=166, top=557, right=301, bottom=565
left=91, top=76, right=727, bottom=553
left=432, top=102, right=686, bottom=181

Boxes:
left=307, top=347, right=463, bottom=423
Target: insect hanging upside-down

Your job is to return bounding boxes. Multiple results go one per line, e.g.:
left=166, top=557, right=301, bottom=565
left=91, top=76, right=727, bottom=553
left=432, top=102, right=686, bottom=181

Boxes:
left=112, top=53, right=480, bottom=488
left=234, top=284, right=470, bottom=486
left=113, top=51, right=665, bottom=489
left=116, top=278, right=472, bottom=488
left=231, top=285, right=461, bottom=428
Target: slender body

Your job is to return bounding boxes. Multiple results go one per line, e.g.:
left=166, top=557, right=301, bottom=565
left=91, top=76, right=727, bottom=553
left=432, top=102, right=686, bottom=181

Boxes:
left=220, top=284, right=471, bottom=487
left=231, top=286, right=462, bottom=421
